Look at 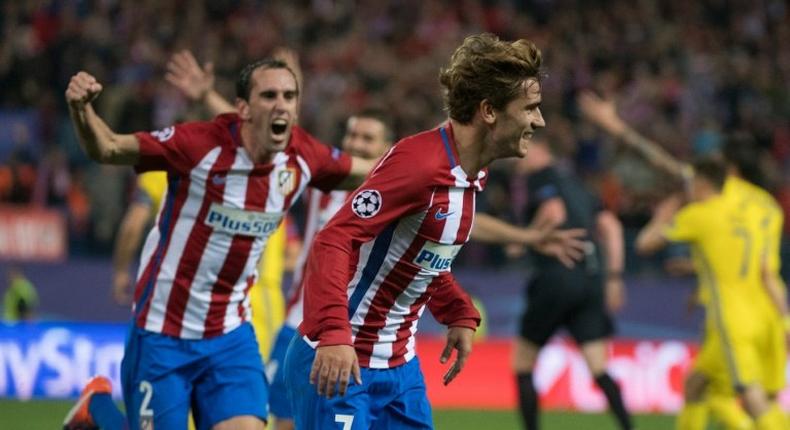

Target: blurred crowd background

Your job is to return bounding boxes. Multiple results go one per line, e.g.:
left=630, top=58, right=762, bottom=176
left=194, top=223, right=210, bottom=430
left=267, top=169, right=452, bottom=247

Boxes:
left=1, top=0, right=789, bottom=277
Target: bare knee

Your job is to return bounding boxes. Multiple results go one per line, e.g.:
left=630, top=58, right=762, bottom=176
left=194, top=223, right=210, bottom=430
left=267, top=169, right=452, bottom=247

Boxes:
left=212, top=415, right=266, bottom=430
left=513, top=338, right=541, bottom=373
left=683, top=372, right=708, bottom=403
left=274, top=418, right=295, bottom=430
left=740, top=384, right=770, bottom=418
left=580, top=340, right=608, bottom=376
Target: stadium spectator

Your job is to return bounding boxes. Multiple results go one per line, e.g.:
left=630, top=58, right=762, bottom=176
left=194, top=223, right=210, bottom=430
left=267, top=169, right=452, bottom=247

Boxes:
left=2, top=1, right=788, bottom=272
left=2, top=267, right=38, bottom=321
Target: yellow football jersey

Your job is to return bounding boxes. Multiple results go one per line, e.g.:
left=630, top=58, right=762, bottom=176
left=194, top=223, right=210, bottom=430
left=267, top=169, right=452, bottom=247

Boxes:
left=136, top=171, right=168, bottom=217
left=665, top=186, right=781, bottom=391
left=249, top=220, right=286, bottom=361
left=725, top=177, right=784, bottom=284
left=722, top=176, right=786, bottom=393
left=664, top=193, right=766, bottom=328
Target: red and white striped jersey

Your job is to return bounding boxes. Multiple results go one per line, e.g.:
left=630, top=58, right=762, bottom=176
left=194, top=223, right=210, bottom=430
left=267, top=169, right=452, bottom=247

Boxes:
left=300, top=124, right=483, bottom=368
left=284, top=188, right=348, bottom=328
left=132, top=113, right=351, bottom=339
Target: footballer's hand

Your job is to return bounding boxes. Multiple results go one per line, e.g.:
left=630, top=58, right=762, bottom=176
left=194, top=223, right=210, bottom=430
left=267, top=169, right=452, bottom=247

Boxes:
left=165, top=50, right=215, bottom=101
left=112, top=271, right=133, bottom=306
left=440, top=327, right=474, bottom=386
left=577, top=91, right=626, bottom=136
left=533, top=228, right=587, bottom=268
left=66, top=71, right=103, bottom=109
left=310, top=344, right=361, bottom=398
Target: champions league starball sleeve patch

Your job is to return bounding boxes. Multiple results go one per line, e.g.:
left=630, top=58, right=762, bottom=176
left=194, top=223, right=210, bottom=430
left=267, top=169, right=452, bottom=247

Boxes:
left=351, top=189, right=382, bottom=218
left=150, top=126, right=175, bottom=142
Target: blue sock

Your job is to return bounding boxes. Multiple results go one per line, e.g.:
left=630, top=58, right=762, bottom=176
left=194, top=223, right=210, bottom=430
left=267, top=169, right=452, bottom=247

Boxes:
left=87, top=393, right=128, bottom=430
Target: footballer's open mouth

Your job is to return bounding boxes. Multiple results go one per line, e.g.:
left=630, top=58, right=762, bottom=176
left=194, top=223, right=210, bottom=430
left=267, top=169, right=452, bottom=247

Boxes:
left=271, top=119, right=289, bottom=137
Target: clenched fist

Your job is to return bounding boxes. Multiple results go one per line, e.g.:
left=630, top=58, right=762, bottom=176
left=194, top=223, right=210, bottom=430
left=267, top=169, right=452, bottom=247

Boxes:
left=65, top=71, right=103, bottom=108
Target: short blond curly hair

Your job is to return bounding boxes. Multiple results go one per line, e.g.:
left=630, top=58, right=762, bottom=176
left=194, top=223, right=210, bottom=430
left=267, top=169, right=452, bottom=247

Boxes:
left=439, top=33, right=543, bottom=123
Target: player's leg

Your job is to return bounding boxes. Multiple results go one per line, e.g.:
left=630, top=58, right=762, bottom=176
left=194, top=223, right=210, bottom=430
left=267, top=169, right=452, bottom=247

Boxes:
left=190, top=323, right=268, bottom=430
left=513, top=337, right=541, bottom=430
left=706, top=392, right=752, bottom=430
left=63, top=375, right=128, bottom=430
left=680, top=317, right=737, bottom=430
left=753, top=402, right=788, bottom=430
left=743, top=383, right=786, bottom=430
left=515, top=274, right=569, bottom=430
left=570, top=276, right=631, bottom=430
left=757, top=316, right=789, bottom=429
left=578, top=339, right=632, bottom=430
left=374, top=357, right=433, bottom=430
left=283, top=335, right=371, bottom=430
left=266, top=325, right=299, bottom=430
left=723, top=322, right=784, bottom=430
left=121, top=327, right=192, bottom=430
left=740, top=382, right=788, bottom=430
left=676, top=371, right=710, bottom=430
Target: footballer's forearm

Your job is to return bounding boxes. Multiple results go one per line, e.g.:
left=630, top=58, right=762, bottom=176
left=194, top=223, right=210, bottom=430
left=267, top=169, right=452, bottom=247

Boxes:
left=619, top=125, right=688, bottom=179
left=635, top=220, right=669, bottom=256
left=112, top=202, right=151, bottom=276
left=336, top=156, right=378, bottom=190
left=470, top=213, right=541, bottom=245
left=69, top=103, right=140, bottom=164
left=202, top=90, right=236, bottom=116
left=596, top=211, right=624, bottom=274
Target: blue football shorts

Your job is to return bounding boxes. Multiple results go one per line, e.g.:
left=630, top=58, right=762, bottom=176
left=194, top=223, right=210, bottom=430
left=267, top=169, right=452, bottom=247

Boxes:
left=283, top=336, right=433, bottom=429
left=121, top=322, right=268, bottom=430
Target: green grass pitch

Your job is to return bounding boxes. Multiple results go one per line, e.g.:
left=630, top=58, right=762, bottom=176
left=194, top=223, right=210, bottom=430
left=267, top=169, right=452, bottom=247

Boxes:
left=0, top=399, right=677, bottom=429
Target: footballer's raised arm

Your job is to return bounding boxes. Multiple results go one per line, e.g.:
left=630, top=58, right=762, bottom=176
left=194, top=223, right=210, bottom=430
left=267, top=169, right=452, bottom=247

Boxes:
left=577, top=91, right=687, bottom=179
left=66, top=71, right=140, bottom=164
left=165, top=50, right=236, bottom=116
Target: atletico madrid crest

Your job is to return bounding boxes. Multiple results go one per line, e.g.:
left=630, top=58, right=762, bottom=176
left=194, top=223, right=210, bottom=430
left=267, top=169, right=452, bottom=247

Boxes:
left=278, top=167, right=297, bottom=195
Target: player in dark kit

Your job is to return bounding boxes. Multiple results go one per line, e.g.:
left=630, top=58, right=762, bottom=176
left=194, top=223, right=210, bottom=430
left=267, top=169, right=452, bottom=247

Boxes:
left=514, top=137, right=633, bottom=430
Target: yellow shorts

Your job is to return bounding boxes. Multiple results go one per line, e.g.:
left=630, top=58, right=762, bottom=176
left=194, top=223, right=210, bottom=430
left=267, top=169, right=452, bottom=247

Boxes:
left=762, top=315, right=787, bottom=394
left=694, top=317, right=774, bottom=394
left=249, top=279, right=285, bottom=362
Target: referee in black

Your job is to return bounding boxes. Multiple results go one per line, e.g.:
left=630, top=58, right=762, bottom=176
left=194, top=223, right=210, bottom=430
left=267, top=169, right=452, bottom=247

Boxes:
left=514, top=136, right=633, bottom=430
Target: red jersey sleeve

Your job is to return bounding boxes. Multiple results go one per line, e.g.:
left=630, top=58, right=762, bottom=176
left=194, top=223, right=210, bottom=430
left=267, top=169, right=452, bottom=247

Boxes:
left=427, top=273, right=481, bottom=330
left=133, top=120, right=223, bottom=175
left=299, top=144, right=432, bottom=346
left=292, top=126, right=352, bottom=192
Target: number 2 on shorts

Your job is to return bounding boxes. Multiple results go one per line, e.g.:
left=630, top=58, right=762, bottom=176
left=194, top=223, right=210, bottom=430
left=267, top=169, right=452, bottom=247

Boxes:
left=139, top=380, right=154, bottom=417
left=335, top=413, right=354, bottom=430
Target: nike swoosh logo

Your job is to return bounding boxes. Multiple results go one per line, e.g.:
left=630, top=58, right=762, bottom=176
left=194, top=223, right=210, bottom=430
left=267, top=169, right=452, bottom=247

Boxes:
left=435, top=209, right=455, bottom=220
